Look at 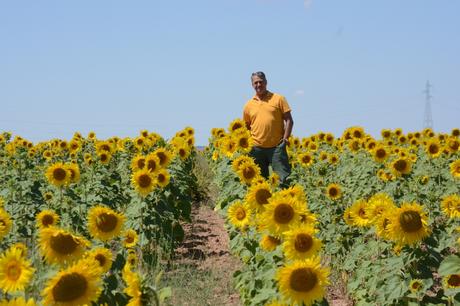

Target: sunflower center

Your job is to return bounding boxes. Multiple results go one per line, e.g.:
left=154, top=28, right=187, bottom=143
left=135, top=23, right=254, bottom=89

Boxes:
left=235, top=208, right=246, bottom=220
left=399, top=211, right=422, bottom=232
left=358, top=208, right=367, bottom=218
left=429, top=144, right=439, bottom=154
left=50, top=233, right=79, bottom=255
left=6, top=262, right=21, bottom=281
left=156, top=153, right=167, bottom=165
left=42, top=215, right=55, bottom=227
left=158, top=173, right=166, bottom=183
left=100, top=154, right=108, bottom=162
left=138, top=174, right=152, bottom=188
left=243, top=167, right=256, bottom=180
left=53, top=168, right=67, bottom=181
left=137, top=159, right=145, bottom=169
left=268, top=236, right=281, bottom=245
left=255, top=189, right=271, bottom=205
left=394, top=160, right=407, bottom=172
left=448, top=274, right=460, bottom=287
left=179, top=149, right=187, bottom=157
left=328, top=187, right=338, bottom=197
left=302, top=156, right=311, bottom=164
left=376, top=149, right=386, bottom=158
left=125, top=234, right=135, bottom=244
left=294, top=233, right=313, bottom=253
left=52, top=273, right=88, bottom=302
left=96, top=213, right=118, bottom=232
left=239, top=138, right=248, bottom=148
left=95, top=254, right=106, bottom=267
left=411, top=282, right=421, bottom=290
left=289, top=268, right=318, bottom=292
left=274, top=204, right=294, bottom=224
left=147, top=160, right=157, bottom=172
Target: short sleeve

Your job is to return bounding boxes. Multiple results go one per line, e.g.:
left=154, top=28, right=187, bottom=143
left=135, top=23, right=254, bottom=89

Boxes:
left=279, top=96, right=291, bottom=114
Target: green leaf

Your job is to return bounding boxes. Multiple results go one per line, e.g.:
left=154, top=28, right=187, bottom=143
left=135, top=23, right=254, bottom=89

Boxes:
left=439, top=255, right=460, bottom=276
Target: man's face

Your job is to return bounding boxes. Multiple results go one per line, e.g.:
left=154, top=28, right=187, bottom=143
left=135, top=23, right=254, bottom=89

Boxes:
left=251, top=76, right=267, bottom=96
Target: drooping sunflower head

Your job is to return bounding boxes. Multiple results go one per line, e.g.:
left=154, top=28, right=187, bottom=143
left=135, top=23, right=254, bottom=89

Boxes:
left=282, top=225, right=322, bottom=260
left=276, top=257, right=330, bottom=306
left=387, top=202, right=430, bottom=246
left=246, top=181, right=272, bottom=211
left=39, top=227, right=90, bottom=265
left=36, top=210, right=60, bottom=229
left=325, top=183, right=342, bottom=201
left=65, top=163, right=80, bottom=184
left=42, top=258, right=103, bottom=306
left=87, top=205, right=126, bottom=242
left=260, top=235, right=282, bottom=252
left=131, top=169, right=157, bottom=197
left=0, top=208, right=12, bottom=240
left=123, top=229, right=139, bottom=248
left=45, top=162, right=70, bottom=187
left=85, top=247, right=113, bottom=273
left=0, top=246, right=35, bottom=293
left=227, top=201, right=252, bottom=229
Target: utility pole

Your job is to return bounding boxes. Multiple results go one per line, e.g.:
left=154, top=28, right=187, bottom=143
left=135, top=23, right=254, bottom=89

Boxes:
left=423, top=80, right=433, bottom=129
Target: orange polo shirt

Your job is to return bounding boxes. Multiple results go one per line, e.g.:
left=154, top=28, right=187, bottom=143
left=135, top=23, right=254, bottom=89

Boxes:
left=243, top=91, right=291, bottom=148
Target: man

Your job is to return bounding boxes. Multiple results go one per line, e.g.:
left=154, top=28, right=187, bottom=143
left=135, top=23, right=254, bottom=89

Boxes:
left=243, top=71, right=293, bottom=187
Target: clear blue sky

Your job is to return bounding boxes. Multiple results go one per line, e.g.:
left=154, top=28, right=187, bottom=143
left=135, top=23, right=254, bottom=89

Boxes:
left=1, top=1, right=459, bottom=145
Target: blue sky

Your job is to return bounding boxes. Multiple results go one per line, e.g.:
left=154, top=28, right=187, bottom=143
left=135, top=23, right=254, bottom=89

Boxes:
left=1, top=1, right=459, bottom=145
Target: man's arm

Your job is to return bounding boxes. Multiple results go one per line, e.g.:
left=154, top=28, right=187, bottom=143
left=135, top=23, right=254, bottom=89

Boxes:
left=243, top=108, right=251, bottom=131
left=282, top=111, right=293, bottom=142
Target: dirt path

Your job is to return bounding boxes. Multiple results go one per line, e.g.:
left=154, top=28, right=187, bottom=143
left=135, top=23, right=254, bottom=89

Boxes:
left=170, top=202, right=241, bottom=305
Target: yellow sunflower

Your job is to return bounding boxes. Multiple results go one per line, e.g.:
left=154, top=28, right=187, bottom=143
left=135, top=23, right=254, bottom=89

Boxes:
left=441, top=194, right=460, bottom=218
left=154, top=148, right=172, bottom=168
left=233, top=130, right=253, bottom=154
left=450, top=160, right=460, bottom=179
left=86, top=247, right=113, bottom=273
left=372, top=145, right=389, bottom=163
left=409, top=279, right=424, bottom=293
left=228, top=118, right=246, bottom=133
left=260, top=235, right=282, bottom=252
left=42, top=258, right=103, bottom=306
left=276, top=257, right=330, bottom=306
left=325, top=183, right=342, bottom=201
left=88, top=205, right=125, bottom=242
left=0, top=208, right=12, bottom=240
left=387, top=202, right=430, bottom=246
left=282, top=225, right=322, bottom=260
left=236, top=161, right=261, bottom=185
left=123, top=229, right=139, bottom=248
left=297, top=152, right=314, bottom=167
left=36, top=209, right=60, bottom=229
left=390, top=157, right=412, bottom=177
left=131, top=154, right=146, bottom=171
left=39, top=227, right=90, bottom=265
left=279, top=185, right=308, bottom=204
left=0, top=247, right=35, bottom=293
left=131, top=169, right=157, bottom=197
left=0, top=297, right=36, bottom=305
left=123, top=269, right=142, bottom=306
left=425, top=139, right=442, bottom=158
left=98, top=151, right=112, bottom=165
left=145, top=153, right=161, bottom=173
left=227, top=201, right=252, bottom=229
left=259, top=195, right=306, bottom=236
left=45, top=162, right=70, bottom=187
left=366, top=193, right=396, bottom=224
left=328, top=153, right=339, bottom=165
left=443, top=274, right=460, bottom=289
left=348, top=199, right=371, bottom=227
left=155, top=169, right=170, bottom=188
left=245, top=181, right=272, bottom=212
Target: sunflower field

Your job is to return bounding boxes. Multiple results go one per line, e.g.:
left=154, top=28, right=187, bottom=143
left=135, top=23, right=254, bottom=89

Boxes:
left=0, top=127, right=197, bottom=305
left=205, top=120, right=460, bottom=306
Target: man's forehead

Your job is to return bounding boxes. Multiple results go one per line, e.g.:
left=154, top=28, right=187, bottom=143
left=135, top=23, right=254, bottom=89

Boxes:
left=252, top=76, right=266, bottom=82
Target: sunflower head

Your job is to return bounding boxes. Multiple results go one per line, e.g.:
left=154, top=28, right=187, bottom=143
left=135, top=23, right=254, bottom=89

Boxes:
left=39, top=227, right=90, bottom=265
left=36, top=210, right=60, bottom=229
left=86, top=248, right=113, bottom=273
left=0, top=208, right=12, bottom=240
left=326, top=183, right=342, bottom=201
left=390, top=157, right=412, bottom=177
left=0, top=247, right=35, bottom=293
left=46, top=162, right=70, bottom=187
left=87, top=205, right=126, bottom=242
left=131, top=169, right=157, bottom=197
left=156, top=169, right=170, bottom=188
left=123, top=229, right=139, bottom=248
left=236, top=161, right=261, bottom=185
left=387, top=202, right=430, bottom=246
left=227, top=201, right=252, bottom=229
left=282, top=225, right=322, bottom=260
left=259, top=195, right=306, bottom=236
left=450, top=160, right=460, bottom=178
left=260, top=235, right=282, bottom=252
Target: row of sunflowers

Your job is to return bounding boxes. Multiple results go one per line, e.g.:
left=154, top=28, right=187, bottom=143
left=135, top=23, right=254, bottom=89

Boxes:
left=0, top=127, right=197, bottom=305
left=205, top=119, right=460, bottom=306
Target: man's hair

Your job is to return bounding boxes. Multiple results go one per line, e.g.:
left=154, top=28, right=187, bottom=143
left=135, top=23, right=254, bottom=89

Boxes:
left=251, top=71, right=267, bottom=82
